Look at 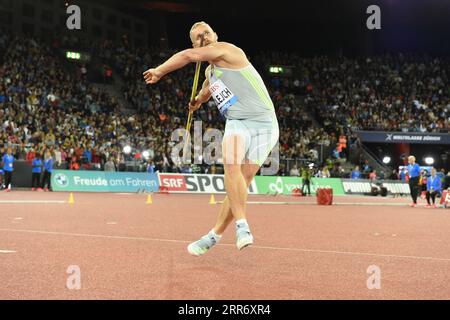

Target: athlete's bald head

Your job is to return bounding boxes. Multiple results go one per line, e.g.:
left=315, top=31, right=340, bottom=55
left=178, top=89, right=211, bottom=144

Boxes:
left=189, top=21, right=217, bottom=47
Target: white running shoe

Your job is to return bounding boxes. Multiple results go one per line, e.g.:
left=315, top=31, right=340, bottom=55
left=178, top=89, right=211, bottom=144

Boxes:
left=187, top=231, right=219, bottom=256
left=236, top=222, right=254, bottom=250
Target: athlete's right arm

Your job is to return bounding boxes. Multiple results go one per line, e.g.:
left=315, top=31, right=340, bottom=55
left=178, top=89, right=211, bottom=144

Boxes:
left=143, top=43, right=228, bottom=84
left=189, top=77, right=211, bottom=112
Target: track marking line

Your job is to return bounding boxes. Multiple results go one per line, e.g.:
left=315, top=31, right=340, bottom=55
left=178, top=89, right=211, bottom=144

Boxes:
left=0, top=200, right=65, bottom=204
left=0, top=249, right=17, bottom=254
left=106, top=222, right=118, bottom=225
left=214, top=201, right=410, bottom=206
left=335, top=202, right=410, bottom=206
left=1, top=228, right=449, bottom=262
left=14, top=217, right=23, bottom=220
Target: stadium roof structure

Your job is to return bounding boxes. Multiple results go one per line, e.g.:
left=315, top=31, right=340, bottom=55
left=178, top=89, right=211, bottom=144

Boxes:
left=91, top=0, right=449, bottom=54
left=100, top=0, right=449, bottom=22
left=99, top=0, right=362, bottom=21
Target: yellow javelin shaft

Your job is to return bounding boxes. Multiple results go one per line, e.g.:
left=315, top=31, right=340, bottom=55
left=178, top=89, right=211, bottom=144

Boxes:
left=184, top=34, right=205, bottom=149
left=186, top=60, right=202, bottom=133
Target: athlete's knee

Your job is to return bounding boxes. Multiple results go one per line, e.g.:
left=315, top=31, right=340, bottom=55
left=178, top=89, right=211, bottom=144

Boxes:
left=241, top=169, right=256, bottom=185
left=241, top=163, right=259, bottom=186
left=238, top=173, right=254, bottom=188
left=224, top=164, right=242, bottom=176
left=242, top=174, right=254, bottom=186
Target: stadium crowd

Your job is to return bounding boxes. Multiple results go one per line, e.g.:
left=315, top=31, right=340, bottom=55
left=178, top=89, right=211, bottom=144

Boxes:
left=253, top=52, right=450, bottom=134
left=1, top=32, right=449, bottom=189
left=1, top=35, right=335, bottom=176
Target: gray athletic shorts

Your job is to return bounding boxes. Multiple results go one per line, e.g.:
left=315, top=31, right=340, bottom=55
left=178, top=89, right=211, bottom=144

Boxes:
left=222, top=116, right=279, bottom=166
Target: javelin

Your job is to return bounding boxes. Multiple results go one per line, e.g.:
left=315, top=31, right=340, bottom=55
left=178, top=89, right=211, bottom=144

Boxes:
left=183, top=34, right=205, bottom=158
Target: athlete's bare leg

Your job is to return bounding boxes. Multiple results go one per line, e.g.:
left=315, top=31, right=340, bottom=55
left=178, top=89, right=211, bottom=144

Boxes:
left=214, top=160, right=260, bottom=235
left=222, top=135, right=249, bottom=221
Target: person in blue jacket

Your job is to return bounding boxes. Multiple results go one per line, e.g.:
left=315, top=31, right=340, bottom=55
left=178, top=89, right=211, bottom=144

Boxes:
left=2, top=147, right=14, bottom=192
left=351, top=166, right=361, bottom=179
left=31, top=154, right=43, bottom=191
left=41, top=150, right=53, bottom=191
left=146, top=160, right=155, bottom=174
left=407, top=155, right=421, bottom=207
left=0, top=168, right=4, bottom=190
left=426, top=168, right=442, bottom=208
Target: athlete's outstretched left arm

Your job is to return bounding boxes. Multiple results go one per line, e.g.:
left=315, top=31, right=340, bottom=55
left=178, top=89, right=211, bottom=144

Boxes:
left=143, top=44, right=227, bottom=84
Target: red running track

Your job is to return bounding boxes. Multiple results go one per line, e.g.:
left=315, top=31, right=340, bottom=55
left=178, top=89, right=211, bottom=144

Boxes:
left=0, top=191, right=449, bottom=299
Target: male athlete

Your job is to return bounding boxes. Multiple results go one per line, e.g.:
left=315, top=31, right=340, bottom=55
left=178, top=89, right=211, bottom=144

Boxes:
left=143, top=22, right=279, bottom=256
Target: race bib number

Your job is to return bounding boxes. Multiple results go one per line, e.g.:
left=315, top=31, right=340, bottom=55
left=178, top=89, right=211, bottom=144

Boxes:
left=209, top=79, right=237, bottom=115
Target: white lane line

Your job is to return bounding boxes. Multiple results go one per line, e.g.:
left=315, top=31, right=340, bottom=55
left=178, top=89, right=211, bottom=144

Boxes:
left=215, top=201, right=409, bottom=206
left=335, top=202, right=409, bottom=206
left=106, top=222, right=118, bottom=225
left=0, top=250, right=17, bottom=254
left=214, top=201, right=316, bottom=205
left=0, top=228, right=449, bottom=262
left=14, top=217, right=23, bottom=220
left=0, top=200, right=65, bottom=204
